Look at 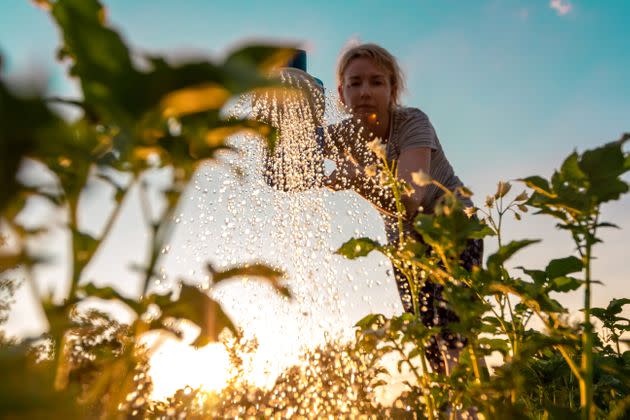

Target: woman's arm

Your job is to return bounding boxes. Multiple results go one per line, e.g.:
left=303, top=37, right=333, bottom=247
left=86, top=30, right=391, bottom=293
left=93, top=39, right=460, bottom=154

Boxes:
left=323, top=155, right=398, bottom=217
left=324, top=146, right=432, bottom=220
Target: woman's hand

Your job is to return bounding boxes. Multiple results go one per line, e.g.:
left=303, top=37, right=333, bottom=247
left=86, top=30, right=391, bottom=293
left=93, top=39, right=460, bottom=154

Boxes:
left=323, top=155, right=361, bottom=191
left=323, top=156, right=399, bottom=217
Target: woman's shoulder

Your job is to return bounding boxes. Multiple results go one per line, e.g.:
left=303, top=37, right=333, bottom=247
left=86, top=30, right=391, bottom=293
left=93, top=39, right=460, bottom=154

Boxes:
left=394, top=106, right=430, bottom=126
left=392, top=106, right=434, bottom=140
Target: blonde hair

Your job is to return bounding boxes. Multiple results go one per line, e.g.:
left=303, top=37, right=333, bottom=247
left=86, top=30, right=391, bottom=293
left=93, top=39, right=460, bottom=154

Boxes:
left=336, top=43, right=405, bottom=108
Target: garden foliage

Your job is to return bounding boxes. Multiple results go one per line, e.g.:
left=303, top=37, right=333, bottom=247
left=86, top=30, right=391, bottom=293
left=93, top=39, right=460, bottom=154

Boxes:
left=0, top=0, right=628, bottom=418
left=1, top=0, right=292, bottom=417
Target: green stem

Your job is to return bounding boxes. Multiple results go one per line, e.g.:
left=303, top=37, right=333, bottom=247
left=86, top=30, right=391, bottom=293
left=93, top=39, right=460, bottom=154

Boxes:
left=580, top=222, right=595, bottom=420
left=68, top=197, right=80, bottom=300
left=385, top=159, right=405, bottom=246
left=385, top=158, right=421, bottom=315
left=139, top=178, right=182, bottom=296
left=393, top=339, right=436, bottom=420
left=613, top=331, right=621, bottom=357
left=468, top=344, right=482, bottom=384
left=137, top=178, right=159, bottom=297
left=506, top=295, right=519, bottom=355
left=497, top=206, right=504, bottom=249
left=91, top=177, right=137, bottom=258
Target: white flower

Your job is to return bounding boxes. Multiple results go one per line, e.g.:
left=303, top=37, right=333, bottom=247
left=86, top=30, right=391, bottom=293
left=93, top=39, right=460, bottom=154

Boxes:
left=378, top=171, right=389, bottom=186
left=402, top=182, right=415, bottom=197
left=366, top=138, right=387, bottom=160
left=514, top=190, right=529, bottom=202
left=494, top=181, right=512, bottom=199
left=463, top=206, right=477, bottom=219
left=364, top=164, right=377, bottom=177
left=411, top=170, right=432, bottom=187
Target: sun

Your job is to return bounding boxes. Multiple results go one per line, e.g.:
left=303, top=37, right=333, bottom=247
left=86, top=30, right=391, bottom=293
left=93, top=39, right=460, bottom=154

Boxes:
left=148, top=337, right=231, bottom=400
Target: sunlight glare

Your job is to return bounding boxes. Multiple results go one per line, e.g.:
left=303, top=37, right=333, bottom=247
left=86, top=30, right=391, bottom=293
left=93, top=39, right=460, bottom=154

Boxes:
left=149, top=338, right=230, bottom=400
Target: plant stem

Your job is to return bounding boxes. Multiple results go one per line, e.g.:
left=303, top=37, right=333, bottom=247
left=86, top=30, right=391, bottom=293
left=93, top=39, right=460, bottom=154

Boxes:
left=68, top=196, right=80, bottom=300
left=505, top=295, right=519, bottom=355
left=91, top=176, right=137, bottom=260
left=580, top=220, right=595, bottom=420
left=469, top=345, right=482, bottom=384
left=532, top=310, right=582, bottom=380
left=394, top=339, right=436, bottom=420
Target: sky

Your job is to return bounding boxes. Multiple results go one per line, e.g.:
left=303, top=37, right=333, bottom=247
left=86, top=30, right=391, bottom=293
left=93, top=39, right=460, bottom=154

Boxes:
left=1, top=0, right=629, bottom=396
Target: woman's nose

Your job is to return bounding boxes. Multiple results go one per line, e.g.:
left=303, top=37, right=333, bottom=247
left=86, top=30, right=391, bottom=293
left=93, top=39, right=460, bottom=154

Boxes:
left=359, top=84, right=371, bottom=98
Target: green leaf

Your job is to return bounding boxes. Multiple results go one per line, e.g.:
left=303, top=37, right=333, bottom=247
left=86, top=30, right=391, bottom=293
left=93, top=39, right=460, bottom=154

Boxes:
left=589, top=178, right=628, bottom=203
left=559, top=151, right=586, bottom=183
left=597, top=222, right=620, bottom=229
left=224, top=45, right=298, bottom=72
left=396, top=359, right=405, bottom=374
left=590, top=307, right=610, bottom=323
left=355, top=313, right=385, bottom=330
left=0, top=346, right=82, bottom=418
left=50, top=0, right=140, bottom=123
left=579, top=140, right=626, bottom=180
left=71, top=228, right=98, bottom=267
left=407, top=347, right=424, bottom=360
left=336, top=237, right=382, bottom=259
left=486, top=239, right=541, bottom=273
left=516, top=267, right=547, bottom=286
left=478, top=337, right=510, bottom=356
left=414, top=195, right=494, bottom=263
left=488, top=279, right=566, bottom=314
left=519, top=176, right=555, bottom=198
left=0, top=80, right=67, bottom=214
left=548, top=276, right=582, bottom=293
left=160, top=283, right=235, bottom=347
left=78, top=283, right=143, bottom=315
left=207, top=262, right=289, bottom=298
left=208, top=263, right=282, bottom=283
left=159, top=83, right=231, bottom=118
left=545, top=256, right=583, bottom=279
left=468, top=223, right=496, bottom=239
left=608, top=298, right=630, bottom=315
left=579, top=141, right=629, bottom=204
left=543, top=404, right=579, bottom=419
left=202, top=117, right=278, bottom=153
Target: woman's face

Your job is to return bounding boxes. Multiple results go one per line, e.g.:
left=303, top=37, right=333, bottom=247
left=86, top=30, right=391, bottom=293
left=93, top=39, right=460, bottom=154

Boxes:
left=338, top=57, right=393, bottom=130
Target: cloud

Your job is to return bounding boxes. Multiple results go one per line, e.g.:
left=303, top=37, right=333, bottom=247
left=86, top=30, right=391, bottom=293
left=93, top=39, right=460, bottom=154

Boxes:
left=549, top=0, right=572, bottom=16
left=518, top=7, right=529, bottom=20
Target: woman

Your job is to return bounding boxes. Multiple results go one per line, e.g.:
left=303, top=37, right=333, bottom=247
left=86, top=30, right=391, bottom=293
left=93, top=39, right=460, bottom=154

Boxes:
left=323, top=43, right=483, bottom=375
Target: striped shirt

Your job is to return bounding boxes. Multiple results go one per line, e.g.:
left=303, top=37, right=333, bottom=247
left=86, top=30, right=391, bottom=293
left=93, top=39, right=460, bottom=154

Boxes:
left=383, top=107, right=473, bottom=243
left=324, top=106, right=473, bottom=243
left=386, top=106, right=473, bottom=213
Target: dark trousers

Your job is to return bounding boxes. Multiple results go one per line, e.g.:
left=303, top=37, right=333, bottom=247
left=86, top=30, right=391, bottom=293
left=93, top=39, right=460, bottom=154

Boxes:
left=393, top=238, right=484, bottom=374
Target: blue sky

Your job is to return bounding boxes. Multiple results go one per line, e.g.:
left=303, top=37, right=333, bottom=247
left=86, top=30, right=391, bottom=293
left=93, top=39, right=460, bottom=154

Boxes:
left=1, top=0, right=629, bottom=387
left=2, top=0, right=629, bottom=174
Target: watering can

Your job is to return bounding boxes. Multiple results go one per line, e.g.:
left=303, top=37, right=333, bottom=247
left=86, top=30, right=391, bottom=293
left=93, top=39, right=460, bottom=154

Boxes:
left=261, top=49, right=325, bottom=192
